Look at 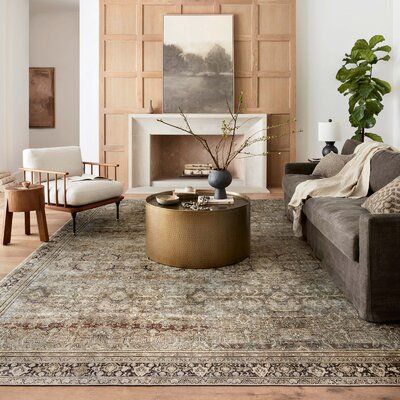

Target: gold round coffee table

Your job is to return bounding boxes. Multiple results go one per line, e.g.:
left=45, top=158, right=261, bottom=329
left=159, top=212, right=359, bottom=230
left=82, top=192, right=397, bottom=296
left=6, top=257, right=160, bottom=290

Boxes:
left=146, top=190, right=250, bottom=269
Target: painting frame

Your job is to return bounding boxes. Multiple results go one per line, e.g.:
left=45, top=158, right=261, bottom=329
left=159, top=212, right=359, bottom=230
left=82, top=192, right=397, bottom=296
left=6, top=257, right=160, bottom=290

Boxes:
left=29, top=67, right=55, bottom=128
left=162, top=14, right=234, bottom=114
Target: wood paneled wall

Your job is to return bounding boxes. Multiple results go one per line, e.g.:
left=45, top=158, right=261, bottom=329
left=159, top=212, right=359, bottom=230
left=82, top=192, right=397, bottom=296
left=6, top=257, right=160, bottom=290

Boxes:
left=100, top=0, right=296, bottom=188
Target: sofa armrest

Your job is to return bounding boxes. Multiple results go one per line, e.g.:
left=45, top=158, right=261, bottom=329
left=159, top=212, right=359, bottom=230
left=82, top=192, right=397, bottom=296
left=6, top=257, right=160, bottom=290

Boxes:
left=284, top=162, right=318, bottom=175
left=359, top=213, right=400, bottom=322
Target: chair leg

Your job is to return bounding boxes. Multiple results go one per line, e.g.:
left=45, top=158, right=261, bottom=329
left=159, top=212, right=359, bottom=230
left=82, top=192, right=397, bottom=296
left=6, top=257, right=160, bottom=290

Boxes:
left=71, top=212, right=77, bottom=235
left=116, top=201, right=120, bottom=220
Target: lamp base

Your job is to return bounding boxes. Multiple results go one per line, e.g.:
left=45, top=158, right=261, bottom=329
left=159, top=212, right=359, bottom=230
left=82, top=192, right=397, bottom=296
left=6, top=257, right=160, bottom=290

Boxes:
left=322, top=141, right=338, bottom=156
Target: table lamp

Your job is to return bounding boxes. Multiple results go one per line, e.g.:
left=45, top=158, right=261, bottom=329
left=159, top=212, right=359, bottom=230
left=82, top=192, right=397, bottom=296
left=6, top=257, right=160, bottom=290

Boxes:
left=318, top=119, right=340, bottom=156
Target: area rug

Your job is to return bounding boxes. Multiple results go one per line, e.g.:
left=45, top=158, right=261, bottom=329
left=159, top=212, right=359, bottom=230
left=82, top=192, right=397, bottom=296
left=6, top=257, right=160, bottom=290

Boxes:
left=0, top=200, right=399, bottom=385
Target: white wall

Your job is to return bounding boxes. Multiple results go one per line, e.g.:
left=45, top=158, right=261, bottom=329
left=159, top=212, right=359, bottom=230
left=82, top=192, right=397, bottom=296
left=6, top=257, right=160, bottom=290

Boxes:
left=79, top=0, right=99, bottom=162
left=297, top=0, right=397, bottom=160
left=29, top=9, right=79, bottom=148
left=0, top=0, right=30, bottom=174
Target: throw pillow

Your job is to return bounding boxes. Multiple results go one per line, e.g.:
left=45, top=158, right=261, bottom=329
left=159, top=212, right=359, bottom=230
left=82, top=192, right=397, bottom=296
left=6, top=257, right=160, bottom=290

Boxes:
left=362, top=176, right=400, bottom=214
left=312, top=153, right=354, bottom=178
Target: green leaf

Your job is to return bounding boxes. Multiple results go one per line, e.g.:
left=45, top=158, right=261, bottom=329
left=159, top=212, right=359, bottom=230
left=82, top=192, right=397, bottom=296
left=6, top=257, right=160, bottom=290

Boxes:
left=358, top=85, right=374, bottom=97
left=372, top=78, right=391, bottom=94
left=336, top=67, right=349, bottom=82
left=352, top=105, right=366, bottom=122
left=353, top=39, right=369, bottom=50
left=375, top=45, right=391, bottom=52
left=338, top=82, right=351, bottom=94
left=364, top=116, right=376, bottom=128
left=365, top=132, right=383, bottom=142
left=365, top=99, right=383, bottom=115
left=349, top=113, right=359, bottom=127
left=378, top=55, right=390, bottom=61
left=369, top=35, right=385, bottom=48
left=369, top=90, right=383, bottom=101
left=348, top=94, right=361, bottom=113
left=358, top=49, right=376, bottom=62
left=352, top=133, right=363, bottom=142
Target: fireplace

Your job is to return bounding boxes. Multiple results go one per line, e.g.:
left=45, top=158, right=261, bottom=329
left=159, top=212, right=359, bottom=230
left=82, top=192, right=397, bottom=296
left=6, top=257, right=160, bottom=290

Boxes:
left=128, top=114, right=268, bottom=193
left=150, top=134, right=245, bottom=184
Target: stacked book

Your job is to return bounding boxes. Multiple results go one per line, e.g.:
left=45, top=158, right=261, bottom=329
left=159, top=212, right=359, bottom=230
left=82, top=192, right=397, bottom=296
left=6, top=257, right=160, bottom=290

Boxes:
left=183, top=163, right=212, bottom=177
left=0, top=172, right=16, bottom=192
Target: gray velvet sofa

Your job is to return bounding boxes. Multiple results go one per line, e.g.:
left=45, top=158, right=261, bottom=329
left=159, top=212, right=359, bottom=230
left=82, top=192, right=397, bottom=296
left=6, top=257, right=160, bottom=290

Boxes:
left=283, top=139, right=400, bottom=322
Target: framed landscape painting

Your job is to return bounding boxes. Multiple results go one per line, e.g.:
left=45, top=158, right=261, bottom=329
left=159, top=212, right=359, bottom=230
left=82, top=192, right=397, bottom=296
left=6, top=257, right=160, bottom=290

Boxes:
left=29, top=67, right=55, bottom=128
left=163, top=15, right=234, bottom=113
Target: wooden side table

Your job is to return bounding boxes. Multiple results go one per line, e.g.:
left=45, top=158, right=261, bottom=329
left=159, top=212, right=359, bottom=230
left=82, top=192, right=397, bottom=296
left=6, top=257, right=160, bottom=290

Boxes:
left=2, top=184, right=49, bottom=245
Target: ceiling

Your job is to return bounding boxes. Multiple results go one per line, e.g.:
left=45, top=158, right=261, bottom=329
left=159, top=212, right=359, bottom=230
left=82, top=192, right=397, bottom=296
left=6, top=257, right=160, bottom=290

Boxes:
left=30, top=0, right=79, bottom=13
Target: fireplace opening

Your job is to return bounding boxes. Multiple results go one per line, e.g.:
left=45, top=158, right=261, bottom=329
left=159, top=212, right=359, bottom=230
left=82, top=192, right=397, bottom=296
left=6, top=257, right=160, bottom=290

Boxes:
left=150, top=134, right=245, bottom=185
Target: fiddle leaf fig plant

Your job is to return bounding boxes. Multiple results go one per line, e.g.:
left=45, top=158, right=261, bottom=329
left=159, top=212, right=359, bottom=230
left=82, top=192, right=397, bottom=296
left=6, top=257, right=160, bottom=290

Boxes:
left=336, top=35, right=391, bottom=142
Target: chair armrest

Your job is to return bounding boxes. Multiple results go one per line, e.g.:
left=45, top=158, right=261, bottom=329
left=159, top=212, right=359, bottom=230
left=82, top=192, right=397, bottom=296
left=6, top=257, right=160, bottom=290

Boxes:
left=82, top=161, right=120, bottom=180
left=284, top=162, right=318, bottom=175
left=359, top=213, right=400, bottom=322
left=20, top=167, right=69, bottom=207
left=82, top=161, right=120, bottom=168
left=20, top=167, right=69, bottom=177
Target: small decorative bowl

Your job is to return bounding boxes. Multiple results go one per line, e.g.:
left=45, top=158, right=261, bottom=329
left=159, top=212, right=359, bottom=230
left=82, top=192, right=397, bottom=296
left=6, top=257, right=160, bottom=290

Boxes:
left=156, top=194, right=180, bottom=206
left=21, top=181, right=31, bottom=189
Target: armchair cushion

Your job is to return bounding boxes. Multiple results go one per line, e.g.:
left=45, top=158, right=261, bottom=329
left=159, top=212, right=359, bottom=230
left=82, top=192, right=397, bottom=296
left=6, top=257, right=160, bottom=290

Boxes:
left=45, top=178, right=123, bottom=206
left=23, top=146, right=83, bottom=180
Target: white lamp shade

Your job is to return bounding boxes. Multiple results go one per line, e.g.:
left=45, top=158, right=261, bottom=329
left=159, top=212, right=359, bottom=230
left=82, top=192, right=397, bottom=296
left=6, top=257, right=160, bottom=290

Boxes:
left=318, top=121, right=340, bottom=142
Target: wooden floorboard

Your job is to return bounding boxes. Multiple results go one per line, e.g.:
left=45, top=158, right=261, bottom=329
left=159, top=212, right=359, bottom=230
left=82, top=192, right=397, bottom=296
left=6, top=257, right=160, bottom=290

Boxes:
left=1, top=386, right=399, bottom=400
left=1, top=191, right=398, bottom=399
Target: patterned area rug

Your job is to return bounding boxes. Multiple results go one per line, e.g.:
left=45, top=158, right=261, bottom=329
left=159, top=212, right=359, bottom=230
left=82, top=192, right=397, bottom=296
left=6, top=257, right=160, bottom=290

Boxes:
left=0, top=200, right=399, bottom=385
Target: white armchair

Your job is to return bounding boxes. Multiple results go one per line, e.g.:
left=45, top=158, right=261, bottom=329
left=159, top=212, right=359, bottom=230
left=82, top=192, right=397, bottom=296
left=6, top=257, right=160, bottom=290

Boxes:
left=22, top=146, right=124, bottom=234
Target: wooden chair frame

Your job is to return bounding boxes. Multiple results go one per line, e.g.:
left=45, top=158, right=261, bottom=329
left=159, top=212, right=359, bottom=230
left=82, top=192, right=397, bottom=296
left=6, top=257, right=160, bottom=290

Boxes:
left=20, top=162, right=124, bottom=235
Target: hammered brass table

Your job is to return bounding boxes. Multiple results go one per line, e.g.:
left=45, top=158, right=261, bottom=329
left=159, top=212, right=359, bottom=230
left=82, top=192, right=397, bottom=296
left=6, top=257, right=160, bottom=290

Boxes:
left=146, top=190, right=250, bottom=269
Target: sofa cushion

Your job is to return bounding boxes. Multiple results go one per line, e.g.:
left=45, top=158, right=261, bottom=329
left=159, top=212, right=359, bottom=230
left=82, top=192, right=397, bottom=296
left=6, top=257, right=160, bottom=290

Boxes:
left=362, top=176, right=400, bottom=214
left=369, top=150, right=400, bottom=193
left=312, top=153, right=354, bottom=178
left=23, top=146, right=83, bottom=182
left=45, top=177, right=123, bottom=206
left=283, top=174, right=322, bottom=201
left=341, top=139, right=361, bottom=155
left=303, top=197, right=369, bottom=261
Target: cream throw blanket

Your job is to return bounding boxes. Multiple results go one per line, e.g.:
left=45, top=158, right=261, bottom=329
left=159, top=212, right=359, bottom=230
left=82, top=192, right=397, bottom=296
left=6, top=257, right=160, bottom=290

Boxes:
left=289, top=141, right=394, bottom=237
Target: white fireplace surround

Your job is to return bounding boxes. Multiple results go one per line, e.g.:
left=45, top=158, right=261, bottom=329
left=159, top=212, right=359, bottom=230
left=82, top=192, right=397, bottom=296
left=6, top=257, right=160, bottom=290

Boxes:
left=127, top=114, right=268, bottom=194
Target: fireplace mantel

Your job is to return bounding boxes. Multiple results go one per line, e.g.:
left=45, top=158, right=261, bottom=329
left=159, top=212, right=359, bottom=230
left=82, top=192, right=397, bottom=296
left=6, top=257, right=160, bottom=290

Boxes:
left=127, top=114, right=268, bottom=194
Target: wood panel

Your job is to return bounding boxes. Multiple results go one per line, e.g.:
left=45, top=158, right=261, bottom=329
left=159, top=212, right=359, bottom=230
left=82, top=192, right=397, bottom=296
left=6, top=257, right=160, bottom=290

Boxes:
left=100, top=0, right=296, bottom=189
left=105, top=40, right=136, bottom=72
left=267, top=150, right=290, bottom=188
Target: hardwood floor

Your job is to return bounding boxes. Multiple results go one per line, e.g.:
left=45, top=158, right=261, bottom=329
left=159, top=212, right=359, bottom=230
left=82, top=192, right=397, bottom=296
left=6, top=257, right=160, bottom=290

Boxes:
left=0, top=190, right=398, bottom=400
left=1, top=386, right=400, bottom=400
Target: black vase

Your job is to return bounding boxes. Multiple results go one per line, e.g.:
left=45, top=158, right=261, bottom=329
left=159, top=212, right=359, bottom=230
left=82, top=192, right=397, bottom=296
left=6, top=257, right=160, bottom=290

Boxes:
left=208, top=169, right=232, bottom=200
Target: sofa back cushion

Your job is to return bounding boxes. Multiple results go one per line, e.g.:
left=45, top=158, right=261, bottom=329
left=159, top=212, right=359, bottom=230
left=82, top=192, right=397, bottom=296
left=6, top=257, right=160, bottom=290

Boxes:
left=312, top=152, right=354, bottom=177
left=341, top=139, right=361, bottom=155
left=369, top=149, right=400, bottom=193
left=23, top=146, right=83, bottom=182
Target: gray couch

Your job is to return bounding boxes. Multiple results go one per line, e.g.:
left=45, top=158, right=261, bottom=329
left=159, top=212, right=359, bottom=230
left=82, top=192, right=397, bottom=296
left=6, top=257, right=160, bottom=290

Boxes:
left=283, top=139, right=400, bottom=322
